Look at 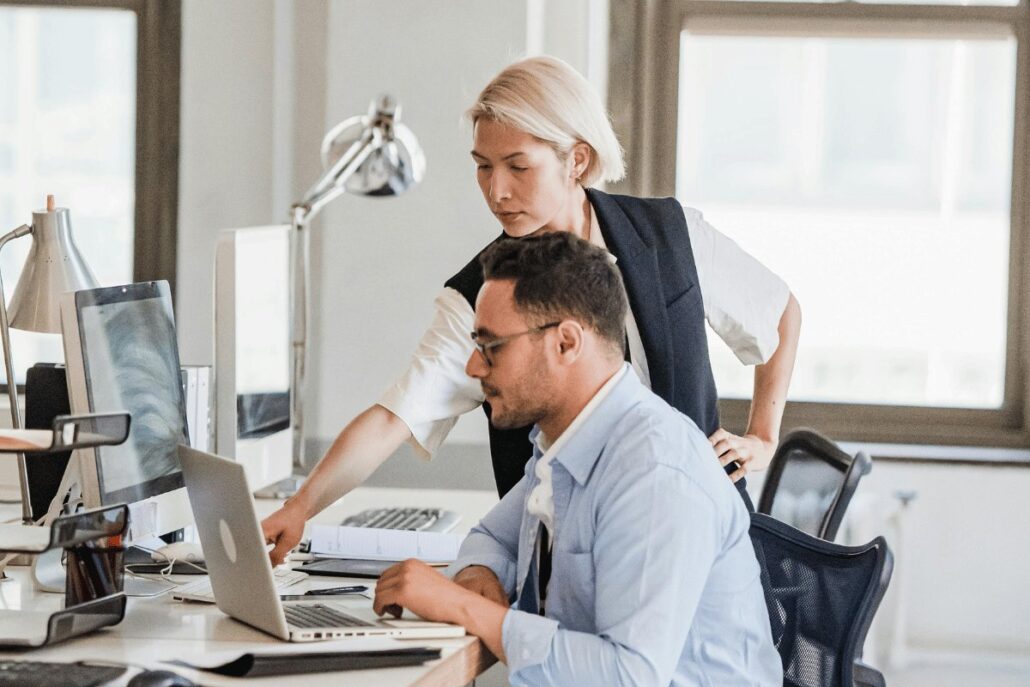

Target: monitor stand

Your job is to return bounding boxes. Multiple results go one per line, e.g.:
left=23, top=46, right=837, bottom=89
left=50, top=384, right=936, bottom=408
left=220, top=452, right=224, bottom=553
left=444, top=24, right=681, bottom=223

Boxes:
left=253, top=473, right=304, bottom=499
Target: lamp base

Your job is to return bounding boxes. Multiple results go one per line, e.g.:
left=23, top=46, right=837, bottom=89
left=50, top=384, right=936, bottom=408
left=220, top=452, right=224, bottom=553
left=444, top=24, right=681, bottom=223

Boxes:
left=253, top=474, right=306, bottom=500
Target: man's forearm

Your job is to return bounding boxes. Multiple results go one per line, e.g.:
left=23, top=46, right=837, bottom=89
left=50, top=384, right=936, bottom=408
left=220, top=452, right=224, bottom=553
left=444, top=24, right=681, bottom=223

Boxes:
left=454, top=591, right=509, bottom=661
left=746, top=292, right=800, bottom=442
left=290, top=404, right=411, bottom=518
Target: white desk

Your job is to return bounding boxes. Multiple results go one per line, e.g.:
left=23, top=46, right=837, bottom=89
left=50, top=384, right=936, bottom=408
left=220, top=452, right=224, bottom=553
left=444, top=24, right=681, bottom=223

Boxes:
left=0, top=486, right=500, bottom=686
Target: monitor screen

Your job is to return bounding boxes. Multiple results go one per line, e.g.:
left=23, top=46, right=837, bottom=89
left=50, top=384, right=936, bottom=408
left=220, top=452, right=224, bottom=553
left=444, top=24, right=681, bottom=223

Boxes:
left=233, top=227, right=290, bottom=439
left=75, top=282, right=188, bottom=505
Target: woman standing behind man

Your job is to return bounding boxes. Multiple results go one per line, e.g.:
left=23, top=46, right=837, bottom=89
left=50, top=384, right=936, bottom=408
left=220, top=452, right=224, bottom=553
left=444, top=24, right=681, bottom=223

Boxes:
left=263, top=56, right=800, bottom=563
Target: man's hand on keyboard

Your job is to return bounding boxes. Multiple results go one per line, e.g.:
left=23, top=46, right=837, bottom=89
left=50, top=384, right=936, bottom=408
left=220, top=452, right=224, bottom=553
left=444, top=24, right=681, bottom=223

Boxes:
left=453, top=565, right=509, bottom=607
left=373, top=559, right=509, bottom=663
left=262, top=500, right=306, bottom=566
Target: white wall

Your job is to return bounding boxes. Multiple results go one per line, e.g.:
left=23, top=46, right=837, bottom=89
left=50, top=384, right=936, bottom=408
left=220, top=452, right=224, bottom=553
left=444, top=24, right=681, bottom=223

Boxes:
left=174, top=0, right=1030, bottom=670
left=309, top=0, right=604, bottom=444
left=308, top=0, right=525, bottom=445
left=177, top=0, right=278, bottom=367
left=856, top=463, right=1030, bottom=655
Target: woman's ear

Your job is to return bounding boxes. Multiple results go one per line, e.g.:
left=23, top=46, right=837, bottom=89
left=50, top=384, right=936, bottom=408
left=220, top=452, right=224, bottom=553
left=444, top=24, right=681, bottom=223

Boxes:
left=570, top=142, right=591, bottom=181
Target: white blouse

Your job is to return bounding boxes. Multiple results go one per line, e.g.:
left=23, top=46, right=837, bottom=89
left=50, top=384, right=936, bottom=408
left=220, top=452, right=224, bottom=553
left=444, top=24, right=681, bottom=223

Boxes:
left=377, top=205, right=790, bottom=459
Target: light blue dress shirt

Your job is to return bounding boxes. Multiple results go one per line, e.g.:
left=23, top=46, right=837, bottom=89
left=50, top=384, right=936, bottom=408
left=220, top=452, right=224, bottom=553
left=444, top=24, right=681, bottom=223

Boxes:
left=449, top=365, right=783, bottom=686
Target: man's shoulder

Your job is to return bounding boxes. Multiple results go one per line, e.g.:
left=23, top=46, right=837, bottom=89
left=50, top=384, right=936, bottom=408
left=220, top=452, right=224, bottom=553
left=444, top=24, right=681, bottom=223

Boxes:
left=605, top=390, right=712, bottom=472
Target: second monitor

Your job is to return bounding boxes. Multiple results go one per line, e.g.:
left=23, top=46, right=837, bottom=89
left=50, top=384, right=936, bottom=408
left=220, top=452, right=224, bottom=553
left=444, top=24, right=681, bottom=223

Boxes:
left=60, top=281, right=192, bottom=543
left=214, top=225, right=293, bottom=493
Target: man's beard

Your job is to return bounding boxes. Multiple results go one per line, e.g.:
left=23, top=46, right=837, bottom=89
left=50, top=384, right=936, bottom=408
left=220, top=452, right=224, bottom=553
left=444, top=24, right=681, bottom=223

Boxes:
left=485, top=361, right=549, bottom=430
left=489, top=399, right=547, bottom=430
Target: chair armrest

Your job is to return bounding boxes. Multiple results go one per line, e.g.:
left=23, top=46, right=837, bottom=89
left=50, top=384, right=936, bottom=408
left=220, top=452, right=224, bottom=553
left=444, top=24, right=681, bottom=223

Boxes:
left=853, top=660, right=886, bottom=687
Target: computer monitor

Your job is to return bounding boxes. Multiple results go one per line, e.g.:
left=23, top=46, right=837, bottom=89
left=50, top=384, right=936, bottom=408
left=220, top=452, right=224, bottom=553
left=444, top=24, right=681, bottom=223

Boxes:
left=214, top=225, right=292, bottom=491
left=60, top=280, right=193, bottom=542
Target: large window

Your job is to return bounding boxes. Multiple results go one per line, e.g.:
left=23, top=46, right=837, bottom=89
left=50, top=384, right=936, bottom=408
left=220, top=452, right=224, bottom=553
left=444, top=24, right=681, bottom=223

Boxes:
left=610, top=0, right=1030, bottom=446
left=0, top=0, right=179, bottom=387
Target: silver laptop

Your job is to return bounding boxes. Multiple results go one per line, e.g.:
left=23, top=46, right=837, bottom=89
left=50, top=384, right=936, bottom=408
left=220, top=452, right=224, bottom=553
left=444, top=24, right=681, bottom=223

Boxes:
left=177, top=445, right=465, bottom=642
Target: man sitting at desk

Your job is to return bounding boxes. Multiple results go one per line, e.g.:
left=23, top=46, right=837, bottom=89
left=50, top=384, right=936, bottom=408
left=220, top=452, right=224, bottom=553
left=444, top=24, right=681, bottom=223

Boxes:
left=373, top=232, right=782, bottom=686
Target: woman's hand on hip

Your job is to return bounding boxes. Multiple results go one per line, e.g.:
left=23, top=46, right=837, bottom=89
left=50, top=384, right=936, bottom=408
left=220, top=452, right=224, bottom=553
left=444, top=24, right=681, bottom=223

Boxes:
left=708, top=428, right=776, bottom=483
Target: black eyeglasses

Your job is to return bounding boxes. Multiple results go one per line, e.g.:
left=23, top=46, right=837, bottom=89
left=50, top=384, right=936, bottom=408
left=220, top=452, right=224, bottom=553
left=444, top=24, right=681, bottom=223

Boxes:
left=470, top=321, right=561, bottom=366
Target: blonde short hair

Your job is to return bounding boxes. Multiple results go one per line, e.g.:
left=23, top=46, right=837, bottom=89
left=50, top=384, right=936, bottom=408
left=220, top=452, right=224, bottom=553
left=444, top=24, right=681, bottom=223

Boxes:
left=466, top=56, right=625, bottom=187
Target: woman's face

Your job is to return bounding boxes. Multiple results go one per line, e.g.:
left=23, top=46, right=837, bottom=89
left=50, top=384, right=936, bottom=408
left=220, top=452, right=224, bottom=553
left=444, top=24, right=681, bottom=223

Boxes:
left=471, top=118, right=580, bottom=237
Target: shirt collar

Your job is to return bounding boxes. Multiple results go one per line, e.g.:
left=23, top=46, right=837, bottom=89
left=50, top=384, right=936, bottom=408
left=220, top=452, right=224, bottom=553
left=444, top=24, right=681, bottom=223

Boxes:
left=530, top=363, right=639, bottom=486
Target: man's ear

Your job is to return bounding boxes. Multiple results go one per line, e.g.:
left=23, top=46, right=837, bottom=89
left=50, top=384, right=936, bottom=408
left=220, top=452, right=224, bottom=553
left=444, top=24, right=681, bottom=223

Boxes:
left=555, top=320, right=585, bottom=361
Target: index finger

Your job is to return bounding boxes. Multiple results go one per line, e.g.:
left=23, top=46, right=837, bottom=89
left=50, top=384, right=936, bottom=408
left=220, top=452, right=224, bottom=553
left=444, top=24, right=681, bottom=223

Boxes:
left=268, top=538, right=291, bottom=566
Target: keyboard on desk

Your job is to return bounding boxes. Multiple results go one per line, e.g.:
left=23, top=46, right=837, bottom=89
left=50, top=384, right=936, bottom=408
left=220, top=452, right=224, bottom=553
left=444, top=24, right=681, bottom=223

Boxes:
left=340, top=507, right=460, bottom=532
left=0, top=660, right=124, bottom=687
left=172, top=567, right=307, bottom=603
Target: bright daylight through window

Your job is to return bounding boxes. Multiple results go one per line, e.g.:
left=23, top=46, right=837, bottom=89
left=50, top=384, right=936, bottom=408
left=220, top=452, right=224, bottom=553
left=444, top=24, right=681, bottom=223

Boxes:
left=678, top=32, right=1016, bottom=409
left=0, top=6, right=136, bottom=385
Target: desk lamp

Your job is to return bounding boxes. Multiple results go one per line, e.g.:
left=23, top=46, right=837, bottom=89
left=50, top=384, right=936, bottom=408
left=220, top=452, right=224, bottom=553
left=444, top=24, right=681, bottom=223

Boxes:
left=255, top=96, right=425, bottom=498
left=0, top=195, right=100, bottom=522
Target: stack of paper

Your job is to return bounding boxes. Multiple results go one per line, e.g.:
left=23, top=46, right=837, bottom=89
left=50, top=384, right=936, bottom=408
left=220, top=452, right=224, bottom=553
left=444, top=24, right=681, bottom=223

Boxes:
left=308, top=525, right=464, bottom=564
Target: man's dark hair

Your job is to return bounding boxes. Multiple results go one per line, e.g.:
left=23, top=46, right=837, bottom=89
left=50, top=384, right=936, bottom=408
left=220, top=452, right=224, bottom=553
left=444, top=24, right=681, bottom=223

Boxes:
left=480, top=232, right=628, bottom=355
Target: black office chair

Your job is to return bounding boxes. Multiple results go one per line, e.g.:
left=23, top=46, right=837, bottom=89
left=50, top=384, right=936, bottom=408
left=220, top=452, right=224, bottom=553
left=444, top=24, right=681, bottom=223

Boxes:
left=758, top=428, right=872, bottom=541
left=750, top=513, right=892, bottom=687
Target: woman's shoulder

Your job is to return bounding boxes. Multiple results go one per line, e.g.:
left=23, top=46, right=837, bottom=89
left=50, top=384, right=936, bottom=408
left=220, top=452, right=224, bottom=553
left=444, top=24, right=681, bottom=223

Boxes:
left=587, top=188, right=691, bottom=239
left=588, top=187, right=682, bottom=213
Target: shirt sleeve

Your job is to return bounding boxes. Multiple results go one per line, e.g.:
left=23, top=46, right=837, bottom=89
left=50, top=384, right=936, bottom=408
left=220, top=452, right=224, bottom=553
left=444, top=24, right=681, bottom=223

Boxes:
left=502, top=440, right=722, bottom=686
left=377, top=287, right=484, bottom=459
left=445, top=473, right=530, bottom=597
left=686, top=206, right=791, bottom=365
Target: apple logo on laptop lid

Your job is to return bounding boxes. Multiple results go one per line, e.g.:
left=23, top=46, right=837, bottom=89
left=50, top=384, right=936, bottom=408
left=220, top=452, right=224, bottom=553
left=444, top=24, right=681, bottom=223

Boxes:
left=219, top=518, right=238, bottom=563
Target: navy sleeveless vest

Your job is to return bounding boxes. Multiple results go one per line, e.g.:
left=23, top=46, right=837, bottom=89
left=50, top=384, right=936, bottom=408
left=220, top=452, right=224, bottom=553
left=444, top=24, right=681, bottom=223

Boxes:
left=446, top=188, right=732, bottom=498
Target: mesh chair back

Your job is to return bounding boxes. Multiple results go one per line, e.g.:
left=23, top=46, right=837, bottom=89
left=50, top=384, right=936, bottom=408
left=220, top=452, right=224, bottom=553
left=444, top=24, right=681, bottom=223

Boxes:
left=758, top=428, right=872, bottom=541
left=750, top=513, right=892, bottom=687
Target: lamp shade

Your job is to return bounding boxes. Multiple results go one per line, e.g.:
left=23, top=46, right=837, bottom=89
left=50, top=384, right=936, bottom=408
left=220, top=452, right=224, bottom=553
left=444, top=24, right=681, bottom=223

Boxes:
left=318, top=96, right=426, bottom=198
left=8, top=207, right=99, bottom=334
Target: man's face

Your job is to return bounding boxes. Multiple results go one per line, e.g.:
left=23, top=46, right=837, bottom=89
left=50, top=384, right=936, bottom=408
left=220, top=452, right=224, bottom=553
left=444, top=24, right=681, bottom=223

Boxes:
left=466, top=280, right=554, bottom=429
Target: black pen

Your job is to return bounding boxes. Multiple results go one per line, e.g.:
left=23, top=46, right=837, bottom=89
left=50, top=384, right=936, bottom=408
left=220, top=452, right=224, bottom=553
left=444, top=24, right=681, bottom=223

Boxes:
left=303, top=585, right=368, bottom=596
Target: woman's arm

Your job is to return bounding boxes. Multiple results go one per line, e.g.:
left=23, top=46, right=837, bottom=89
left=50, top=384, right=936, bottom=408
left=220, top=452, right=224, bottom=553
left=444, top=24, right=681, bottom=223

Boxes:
left=710, top=292, right=801, bottom=481
left=262, top=404, right=411, bottom=564
left=261, top=288, right=484, bottom=564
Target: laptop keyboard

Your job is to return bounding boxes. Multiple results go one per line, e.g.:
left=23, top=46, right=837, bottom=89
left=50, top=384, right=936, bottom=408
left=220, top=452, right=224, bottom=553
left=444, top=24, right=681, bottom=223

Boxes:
left=284, top=603, right=370, bottom=629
